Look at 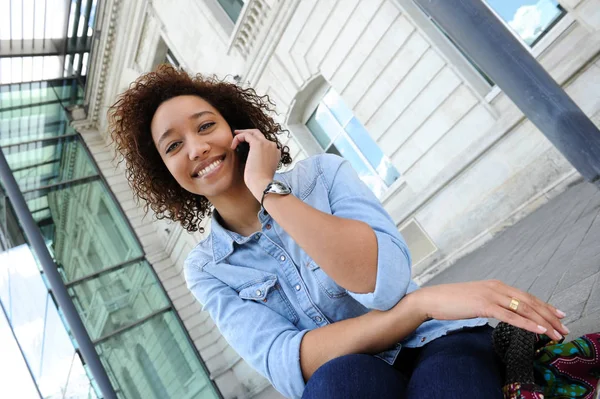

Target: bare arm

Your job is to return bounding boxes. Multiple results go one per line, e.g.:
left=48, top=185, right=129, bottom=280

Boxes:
left=299, top=291, right=424, bottom=381
left=299, top=278, right=571, bottom=381
left=262, top=193, right=378, bottom=294
left=233, top=131, right=411, bottom=298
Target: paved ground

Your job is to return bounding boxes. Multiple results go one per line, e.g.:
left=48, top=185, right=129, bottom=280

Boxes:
left=426, top=180, right=600, bottom=340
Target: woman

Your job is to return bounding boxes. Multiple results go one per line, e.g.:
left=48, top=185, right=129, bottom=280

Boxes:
left=109, top=65, right=569, bottom=399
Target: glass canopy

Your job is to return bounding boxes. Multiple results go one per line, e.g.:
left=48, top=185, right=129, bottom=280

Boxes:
left=1, top=1, right=220, bottom=398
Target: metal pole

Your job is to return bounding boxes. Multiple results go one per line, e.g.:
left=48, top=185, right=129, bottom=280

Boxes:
left=412, top=0, right=600, bottom=187
left=0, top=148, right=118, bottom=399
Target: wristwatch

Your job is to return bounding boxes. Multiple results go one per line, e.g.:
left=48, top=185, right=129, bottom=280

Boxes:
left=261, top=180, right=291, bottom=212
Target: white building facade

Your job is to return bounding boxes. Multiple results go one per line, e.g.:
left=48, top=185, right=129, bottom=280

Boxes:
left=78, top=0, right=600, bottom=397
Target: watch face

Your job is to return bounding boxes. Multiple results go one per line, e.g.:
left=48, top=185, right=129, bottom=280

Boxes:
left=269, top=180, right=291, bottom=195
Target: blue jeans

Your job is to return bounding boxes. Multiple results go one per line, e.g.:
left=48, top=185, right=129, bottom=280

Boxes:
left=302, top=325, right=503, bottom=398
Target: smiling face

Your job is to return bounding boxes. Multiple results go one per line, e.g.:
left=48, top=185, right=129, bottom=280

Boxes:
left=151, top=95, right=243, bottom=199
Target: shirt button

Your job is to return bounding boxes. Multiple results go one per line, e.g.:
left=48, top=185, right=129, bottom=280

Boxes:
left=314, top=316, right=323, bottom=323
left=295, top=284, right=301, bottom=291
left=421, top=337, right=426, bottom=343
left=266, top=223, right=272, bottom=230
left=279, top=255, right=286, bottom=262
left=256, top=290, right=262, bottom=296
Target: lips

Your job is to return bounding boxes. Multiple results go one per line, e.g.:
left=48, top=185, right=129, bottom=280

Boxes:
left=191, top=155, right=226, bottom=178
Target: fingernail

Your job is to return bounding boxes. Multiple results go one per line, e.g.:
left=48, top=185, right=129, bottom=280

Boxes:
left=562, top=324, right=570, bottom=334
left=537, top=325, right=547, bottom=333
left=556, top=309, right=566, bottom=317
left=553, top=329, right=563, bottom=340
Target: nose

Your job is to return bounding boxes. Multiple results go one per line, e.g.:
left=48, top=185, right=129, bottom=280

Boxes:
left=188, top=138, right=210, bottom=161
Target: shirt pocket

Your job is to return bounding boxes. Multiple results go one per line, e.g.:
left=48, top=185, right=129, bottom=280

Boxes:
left=237, top=275, right=299, bottom=325
left=307, top=261, right=348, bottom=299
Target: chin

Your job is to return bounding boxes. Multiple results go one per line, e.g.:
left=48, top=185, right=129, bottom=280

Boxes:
left=193, top=175, right=235, bottom=197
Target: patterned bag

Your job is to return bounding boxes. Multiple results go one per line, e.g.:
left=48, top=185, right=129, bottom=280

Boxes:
left=492, top=322, right=600, bottom=399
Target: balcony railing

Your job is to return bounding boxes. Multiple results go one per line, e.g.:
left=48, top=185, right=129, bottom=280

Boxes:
left=228, top=0, right=280, bottom=59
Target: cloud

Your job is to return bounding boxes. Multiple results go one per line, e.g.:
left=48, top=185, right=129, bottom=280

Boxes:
left=508, top=0, right=561, bottom=45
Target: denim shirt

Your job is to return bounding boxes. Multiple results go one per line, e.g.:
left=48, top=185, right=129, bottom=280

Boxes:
left=184, top=154, right=486, bottom=399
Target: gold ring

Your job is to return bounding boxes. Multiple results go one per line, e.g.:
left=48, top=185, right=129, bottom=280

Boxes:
left=509, top=298, right=520, bottom=312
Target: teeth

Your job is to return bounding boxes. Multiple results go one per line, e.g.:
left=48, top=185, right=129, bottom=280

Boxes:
left=197, top=159, right=222, bottom=177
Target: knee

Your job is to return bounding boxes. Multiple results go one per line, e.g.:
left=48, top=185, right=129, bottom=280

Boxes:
left=304, top=354, right=368, bottom=392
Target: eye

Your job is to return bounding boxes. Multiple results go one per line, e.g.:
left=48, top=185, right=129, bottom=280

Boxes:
left=198, top=122, right=215, bottom=132
left=165, top=142, right=180, bottom=154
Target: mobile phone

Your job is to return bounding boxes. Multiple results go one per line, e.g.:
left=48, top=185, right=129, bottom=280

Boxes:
left=232, top=126, right=250, bottom=163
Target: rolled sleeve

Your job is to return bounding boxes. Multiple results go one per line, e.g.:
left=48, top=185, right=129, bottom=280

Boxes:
left=318, top=154, right=412, bottom=311
left=347, top=230, right=412, bottom=310
left=185, top=262, right=308, bottom=399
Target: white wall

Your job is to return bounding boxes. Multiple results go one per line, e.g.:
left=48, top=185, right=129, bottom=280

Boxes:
left=249, top=0, right=600, bottom=276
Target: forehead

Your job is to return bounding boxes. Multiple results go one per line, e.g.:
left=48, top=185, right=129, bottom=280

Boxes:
left=151, top=95, right=217, bottom=137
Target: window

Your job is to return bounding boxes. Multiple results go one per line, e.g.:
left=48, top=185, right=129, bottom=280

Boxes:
left=484, top=0, right=566, bottom=47
left=136, top=344, right=169, bottom=399
left=98, top=199, right=131, bottom=262
left=306, top=89, right=400, bottom=198
left=414, top=0, right=567, bottom=90
left=151, top=317, right=194, bottom=385
left=217, top=0, right=245, bottom=23
left=164, top=49, right=180, bottom=68
left=430, top=20, right=495, bottom=86
left=152, top=38, right=181, bottom=70
left=121, top=368, right=142, bottom=399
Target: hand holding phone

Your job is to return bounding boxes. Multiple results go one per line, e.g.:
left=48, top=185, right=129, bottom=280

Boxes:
left=230, top=127, right=281, bottom=200
left=231, top=126, right=250, bottom=163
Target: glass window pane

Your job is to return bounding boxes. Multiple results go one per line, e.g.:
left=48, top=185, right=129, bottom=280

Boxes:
left=218, top=0, right=245, bottom=23
left=25, top=180, right=144, bottom=282
left=306, top=104, right=342, bottom=149
left=165, top=50, right=180, bottom=68
left=1, top=244, right=48, bottom=381
left=429, top=18, right=495, bottom=86
left=0, top=195, right=101, bottom=398
left=1, top=104, right=71, bottom=147
left=97, top=311, right=219, bottom=399
left=0, top=80, right=80, bottom=111
left=69, top=261, right=170, bottom=340
left=345, top=118, right=400, bottom=186
left=0, top=307, right=41, bottom=399
left=61, top=354, right=99, bottom=399
left=377, top=157, right=401, bottom=187
left=0, top=80, right=82, bottom=147
left=326, top=144, right=342, bottom=157
left=332, top=135, right=387, bottom=198
left=38, top=295, right=97, bottom=399
left=6, top=136, right=98, bottom=192
left=322, top=89, right=353, bottom=126
left=485, top=0, right=565, bottom=46
left=27, top=196, right=48, bottom=216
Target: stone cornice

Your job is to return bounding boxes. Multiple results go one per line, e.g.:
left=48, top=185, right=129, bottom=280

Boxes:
left=86, top=0, right=122, bottom=127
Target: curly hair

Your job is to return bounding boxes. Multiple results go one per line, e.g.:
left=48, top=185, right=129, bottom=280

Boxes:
left=108, top=64, right=292, bottom=233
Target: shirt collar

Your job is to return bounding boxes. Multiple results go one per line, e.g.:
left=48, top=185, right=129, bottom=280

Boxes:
left=210, top=208, right=271, bottom=263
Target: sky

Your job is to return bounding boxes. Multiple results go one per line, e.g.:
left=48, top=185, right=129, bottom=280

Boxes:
left=1, top=243, right=95, bottom=398
left=0, top=302, right=41, bottom=399
left=486, top=0, right=562, bottom=44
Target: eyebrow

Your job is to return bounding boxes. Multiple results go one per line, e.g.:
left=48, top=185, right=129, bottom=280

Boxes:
left=157, top=110, right=216, bottom=149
